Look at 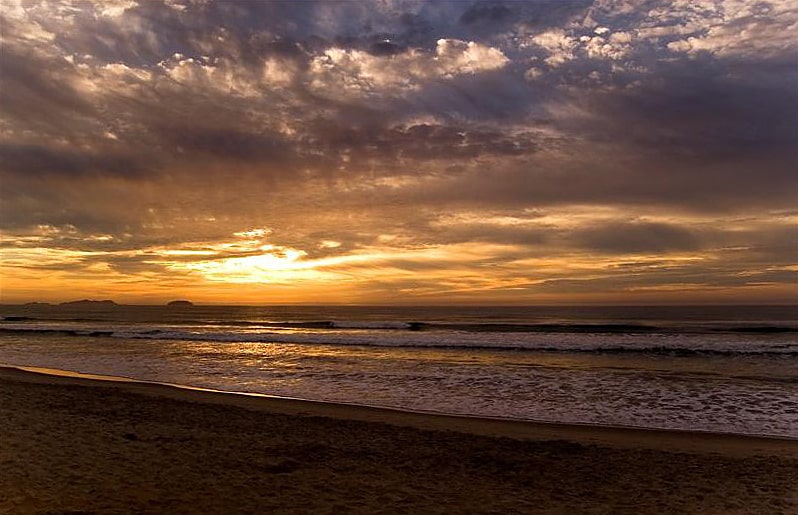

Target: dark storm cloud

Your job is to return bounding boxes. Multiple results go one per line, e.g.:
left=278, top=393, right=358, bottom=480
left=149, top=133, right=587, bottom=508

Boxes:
left=0, top=143, right=151, bottom=177
left=572, top=221, right=700, bottom=254
left=0, top=43, right=98, bottom=143
left=29, top=1, right=313, bottom=66
left=566, top=57, right=798, bottom=162
left=460, top=1, right=513, bottom=26
left=432, top=223, right=549, bottom=247
left=0, top=45, right=91, bottom=118
left=530, top=264, right=797, bottom=295
left=401, top=152, right=795, bottom=214
left=163, top=127, right=298, bottom=163
left=323, top=123, right=537, bottom=161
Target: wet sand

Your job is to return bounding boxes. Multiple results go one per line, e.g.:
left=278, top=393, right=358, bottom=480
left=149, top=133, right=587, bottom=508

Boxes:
left=1, top=366, right=797, bottom=514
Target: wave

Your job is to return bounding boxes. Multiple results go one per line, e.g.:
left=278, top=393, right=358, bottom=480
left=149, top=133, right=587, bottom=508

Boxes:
left=217, top=320, right=422, bottom=330
left=2, top=315, right=796, bottom=334
left=2, top=325, right=797, bottom=356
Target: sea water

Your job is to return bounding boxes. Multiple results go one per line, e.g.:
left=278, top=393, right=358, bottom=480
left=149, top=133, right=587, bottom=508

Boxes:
left=1, top=304, right=796, bottom=437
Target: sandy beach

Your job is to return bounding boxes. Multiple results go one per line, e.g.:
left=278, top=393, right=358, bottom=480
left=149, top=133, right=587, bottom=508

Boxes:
left=1, top=366, right=797, bottom=515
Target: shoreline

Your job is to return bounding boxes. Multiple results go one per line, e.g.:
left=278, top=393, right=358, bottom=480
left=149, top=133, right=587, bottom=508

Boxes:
left=2, top=365, right=796, bottom=457
left=2, top=365, right=798, bottom=514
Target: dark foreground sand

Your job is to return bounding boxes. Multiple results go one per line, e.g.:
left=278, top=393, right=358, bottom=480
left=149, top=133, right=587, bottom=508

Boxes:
left=1, top=367, right=797, bottom=515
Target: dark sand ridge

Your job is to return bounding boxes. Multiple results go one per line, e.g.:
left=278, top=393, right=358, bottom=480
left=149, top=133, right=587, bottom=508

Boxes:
left=1, top=365, right=797, bottom=514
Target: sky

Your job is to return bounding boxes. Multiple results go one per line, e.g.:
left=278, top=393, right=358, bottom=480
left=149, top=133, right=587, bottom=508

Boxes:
left=1, top=0, right=796, bottom=305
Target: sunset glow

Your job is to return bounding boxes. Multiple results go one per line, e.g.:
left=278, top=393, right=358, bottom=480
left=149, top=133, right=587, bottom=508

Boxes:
left=1, top=0, right=796, bottom=305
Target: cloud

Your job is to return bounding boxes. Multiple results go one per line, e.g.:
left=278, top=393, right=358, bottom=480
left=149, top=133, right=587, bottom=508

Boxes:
left=571, top=221, right=700, bottom=254
left=307, top=38, right=509, bottom=100
left=0, top=143, right=151, bottom=177
left=1, top=0, right=796, bottom=303
left=661, top=0, right=798, bottom=59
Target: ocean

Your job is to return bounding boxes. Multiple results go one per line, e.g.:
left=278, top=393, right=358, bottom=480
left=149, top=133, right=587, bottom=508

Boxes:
left=1, top=304, right=796, bottom=437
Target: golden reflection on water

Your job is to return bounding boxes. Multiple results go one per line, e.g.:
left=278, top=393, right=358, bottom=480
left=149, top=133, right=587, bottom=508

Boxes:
left=166, top=338, right=797, bottom=383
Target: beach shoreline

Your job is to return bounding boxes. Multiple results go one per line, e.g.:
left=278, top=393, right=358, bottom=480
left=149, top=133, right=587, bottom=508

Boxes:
left=2, top=365, right=797, bottom=515
left=2, top=365, right=797, bottom=457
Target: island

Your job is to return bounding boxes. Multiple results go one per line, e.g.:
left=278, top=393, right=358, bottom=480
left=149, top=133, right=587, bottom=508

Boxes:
left=166, top=300, right=194, bottom=307
left=59, top=300, right=118, bottom=307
